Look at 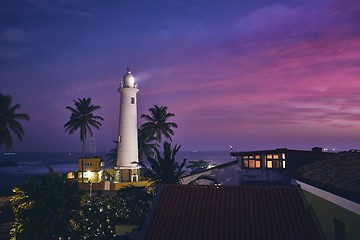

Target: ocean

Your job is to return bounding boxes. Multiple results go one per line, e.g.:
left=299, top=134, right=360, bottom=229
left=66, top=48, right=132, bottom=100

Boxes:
left=0, top=151, right=234, bottom=192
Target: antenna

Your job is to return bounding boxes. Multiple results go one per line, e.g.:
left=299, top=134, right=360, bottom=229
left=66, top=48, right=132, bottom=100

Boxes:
left=89, top=133, right=97, bottom=157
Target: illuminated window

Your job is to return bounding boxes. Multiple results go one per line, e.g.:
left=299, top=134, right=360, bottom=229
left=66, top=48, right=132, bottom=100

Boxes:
left=266, top=154, right=285, bottom=169
left=249, top=160, right=255, bottom=168
left=242, top=155, right=261, bottom=169
left=267, top=161, right=272, bottom=168
left=244, top=160, right=249, bottom=168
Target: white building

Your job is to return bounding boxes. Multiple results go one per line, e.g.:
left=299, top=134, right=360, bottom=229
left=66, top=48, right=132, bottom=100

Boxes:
left=115, top=69, right=140, bottom=182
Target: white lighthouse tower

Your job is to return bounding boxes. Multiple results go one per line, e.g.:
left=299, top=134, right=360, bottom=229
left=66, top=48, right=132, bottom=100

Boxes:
left=115, top=69, right=140, bottom=182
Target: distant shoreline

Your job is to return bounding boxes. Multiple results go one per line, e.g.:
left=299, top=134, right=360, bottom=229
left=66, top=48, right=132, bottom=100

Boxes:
left=0, top=161, right=18, bottom=168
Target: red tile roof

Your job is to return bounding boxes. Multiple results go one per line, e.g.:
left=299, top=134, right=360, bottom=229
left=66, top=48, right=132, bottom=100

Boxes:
left=142, top=185, right=323, bottom=240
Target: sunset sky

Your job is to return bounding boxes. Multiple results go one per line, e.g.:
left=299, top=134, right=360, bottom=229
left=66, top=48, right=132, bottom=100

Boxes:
left=1, top=0, right=359, bottom=152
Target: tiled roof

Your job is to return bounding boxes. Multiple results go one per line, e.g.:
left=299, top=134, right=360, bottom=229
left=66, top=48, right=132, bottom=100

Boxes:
left=142, top=185, right=323, bottom=240
left=296, top=152, right=360, bottom=203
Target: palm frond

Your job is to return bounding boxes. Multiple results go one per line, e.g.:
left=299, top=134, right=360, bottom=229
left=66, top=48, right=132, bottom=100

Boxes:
left=0, top=93, right=29, bottom=151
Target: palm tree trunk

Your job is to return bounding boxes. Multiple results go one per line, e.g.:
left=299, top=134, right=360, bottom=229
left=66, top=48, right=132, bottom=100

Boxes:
left=81, top=140, right=85, bottom=183
left=153, top=137, right=159, bottom=158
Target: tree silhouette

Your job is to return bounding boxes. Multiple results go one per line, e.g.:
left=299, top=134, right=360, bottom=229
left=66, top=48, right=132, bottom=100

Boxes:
left=0, top=93, right=29, bottom=152
left=64, top=97, right=103, bottom=182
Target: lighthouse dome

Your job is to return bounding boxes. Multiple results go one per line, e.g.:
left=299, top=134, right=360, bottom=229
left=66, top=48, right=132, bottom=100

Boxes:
left=122, top=69, right=135, bottom=88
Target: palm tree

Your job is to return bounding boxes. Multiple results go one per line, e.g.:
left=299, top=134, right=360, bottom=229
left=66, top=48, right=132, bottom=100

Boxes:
left=138, top=142, right=218, bottom=187
left=105, top=128, right=156, bottom=167
left=105, top=140, right=118, bottom=166
left=0, top=93, right=29, bottom=152
left=138, top=127, right=156, bottom=163
left=141, top=105, right=178, bottom=148
left=138, top=142, right=187, bottom=186
left=64, top=98, right=103, bottom=182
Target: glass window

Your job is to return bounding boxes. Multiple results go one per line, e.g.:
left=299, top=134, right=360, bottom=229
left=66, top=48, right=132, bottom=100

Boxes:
left=266, top=154, right=285, bottom=169
left=131, top=97, right=135, bottom=104
left=244, top=160, right=249, bottom=168
left=273, top=160, right=281, bottom=168
left=249, top=160, right=255, bottom=168
left=243, top=155, right=261, bottom=169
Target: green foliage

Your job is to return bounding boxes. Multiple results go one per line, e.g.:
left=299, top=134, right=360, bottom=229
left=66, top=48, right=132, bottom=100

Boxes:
left=10, top=168, right=83, bottom=240
left=138, top=127, right=156, bottom=163
left=76, top=186, right=153, bottom=239
left=64, top=97, right=104, bottom=143
left=10, top=169, right=153, bottom=240
left=0, top=93, right=29, bottom=152
left=64, top=97, right=103, bottom=182
left=105, top=128, right=157, bottom=167
left=141, top=105, right=177, bottom=147
left=105, top=140, right=118, bottom=166
left=116, top=186, right=154, bottom=224
left=139, top=142, right=186, bottom=185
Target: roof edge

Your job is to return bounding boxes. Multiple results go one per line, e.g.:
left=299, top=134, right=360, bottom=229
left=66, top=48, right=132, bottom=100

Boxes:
left=138, top=186, right=165, bottom=239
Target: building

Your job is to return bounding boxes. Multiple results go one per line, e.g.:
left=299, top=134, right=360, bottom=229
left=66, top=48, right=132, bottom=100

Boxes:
left=115, top=69, right=141, bottom=183
left=140, top=185, right=325, bottom=240
left=295, top=151, right=360, bottom=240
left=181, top=147, right=332, bottom=185
left=67, top=157, right=104, bottom=183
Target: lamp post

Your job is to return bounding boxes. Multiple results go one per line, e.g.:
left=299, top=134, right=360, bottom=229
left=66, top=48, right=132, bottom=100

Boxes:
left=89, top=180, right=92, bottom=198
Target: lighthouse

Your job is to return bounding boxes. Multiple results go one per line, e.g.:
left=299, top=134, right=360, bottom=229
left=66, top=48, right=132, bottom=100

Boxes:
left=115, top=69, right=140, bottom=182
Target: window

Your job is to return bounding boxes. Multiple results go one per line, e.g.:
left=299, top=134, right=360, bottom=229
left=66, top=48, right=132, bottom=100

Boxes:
left=84, top=162, right=92, bottom=167
left=266, top=153, right=286, bottom=169
left=242, top=155, right=261, bottom=169
left=131, top=97, right=135, bottom=104
left=132, top=174, right=138, bottom=182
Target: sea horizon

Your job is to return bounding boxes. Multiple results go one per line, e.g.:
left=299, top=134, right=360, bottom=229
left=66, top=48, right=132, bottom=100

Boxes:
left=0, top=151, right=234, bottom=193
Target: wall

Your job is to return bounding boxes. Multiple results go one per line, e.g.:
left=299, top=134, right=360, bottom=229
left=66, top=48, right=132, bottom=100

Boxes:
left=302, top=189, right=360, bottom=240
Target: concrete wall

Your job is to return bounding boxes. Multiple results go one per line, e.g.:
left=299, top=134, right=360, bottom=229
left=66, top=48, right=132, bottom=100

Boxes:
left=303, top=190, right=360, bottom=240
left=296, top=180, right=360, bottom=240
left=78, top=157, right=103, bottom=172
left=78, top=181, right=151, bottom=191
